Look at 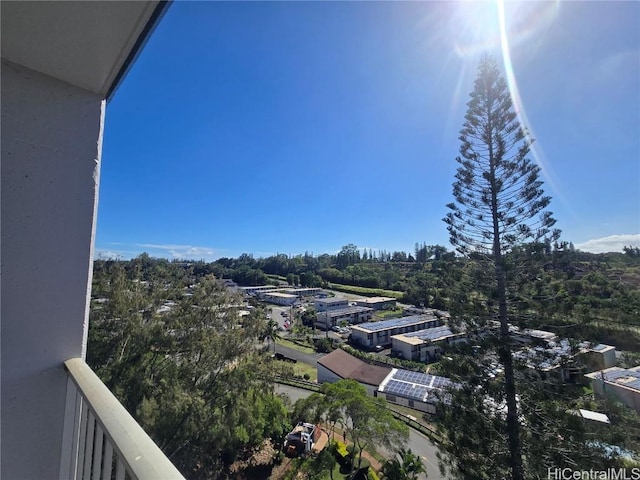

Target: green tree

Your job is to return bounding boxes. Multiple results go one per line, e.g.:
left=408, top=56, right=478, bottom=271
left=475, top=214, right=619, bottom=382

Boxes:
left=381, top=448, right=426, bottom=480
left=443, top=54, right=559, bottom=480
left=320, top=380, right=408, bottom=476
left=264, top=318, right=281, bottom=353
left=88, top=265, right=288, bottom=478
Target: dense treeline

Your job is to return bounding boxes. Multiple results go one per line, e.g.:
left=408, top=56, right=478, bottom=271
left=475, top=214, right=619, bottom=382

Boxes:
left=102, top=242, right=640, bottom=352
left=88, top=258, right=294, bottom=478
left=196, top=242, right=640, bottom=351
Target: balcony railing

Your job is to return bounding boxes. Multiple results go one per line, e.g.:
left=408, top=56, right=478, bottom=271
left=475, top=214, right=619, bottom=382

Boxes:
left=60, top=358, right=185, bottom=480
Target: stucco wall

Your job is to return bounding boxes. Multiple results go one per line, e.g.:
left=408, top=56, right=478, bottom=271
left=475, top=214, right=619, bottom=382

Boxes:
left=1, top=60, right=104, bottom=479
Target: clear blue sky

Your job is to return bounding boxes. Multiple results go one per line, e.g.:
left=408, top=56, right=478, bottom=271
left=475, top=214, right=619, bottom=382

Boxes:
left=96, top=1, right=639, bottom=261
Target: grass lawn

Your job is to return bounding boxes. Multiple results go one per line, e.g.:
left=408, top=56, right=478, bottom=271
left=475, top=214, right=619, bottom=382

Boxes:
left=293, top=362, right=317, bottom=382
left=374, top=308, right=404, bottom=319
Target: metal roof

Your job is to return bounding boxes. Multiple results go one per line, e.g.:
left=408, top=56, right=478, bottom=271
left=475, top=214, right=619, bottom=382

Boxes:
left=354, top=315, right=438, bottom=333
left=401, top=325, right=455, bottom=341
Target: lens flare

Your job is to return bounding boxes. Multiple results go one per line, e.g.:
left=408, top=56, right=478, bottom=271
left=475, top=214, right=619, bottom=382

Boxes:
left=496, top=0, right=565, bottom=203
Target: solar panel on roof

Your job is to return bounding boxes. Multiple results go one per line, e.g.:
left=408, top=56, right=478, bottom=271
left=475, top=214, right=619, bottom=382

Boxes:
left=404, top=326, right=454, bottom=341
left=393, top=369, right=435, bottom=386
left=384, top=380, right=429, bottom=401
left=357, top=315, right=436, bottom=332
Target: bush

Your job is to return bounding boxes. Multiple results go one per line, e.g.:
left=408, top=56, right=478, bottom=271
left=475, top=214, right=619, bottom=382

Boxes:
left=330, top=440, right=352, bottom=468
left=314, top=337, right=334, bottom=353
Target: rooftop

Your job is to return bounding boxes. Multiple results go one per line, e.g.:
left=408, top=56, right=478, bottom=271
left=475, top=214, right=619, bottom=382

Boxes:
left=355, top=296, right=396, bottom=303
left=315, top=297, right=349, bottom=305
left=323, top=306, right=374, bottom=318
left=586, top=366, right=640, bottom=392
left=393, top=325, right=455, bottom=344
left=317, top=349, right=392, bottom=386
left=379, top=368, right=456, bottom=403
left=352, top=314, right=438, bottom=333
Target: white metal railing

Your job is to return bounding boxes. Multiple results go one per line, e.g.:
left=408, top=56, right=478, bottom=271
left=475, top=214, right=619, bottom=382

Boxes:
left=59, top=358, right=185, bottom=480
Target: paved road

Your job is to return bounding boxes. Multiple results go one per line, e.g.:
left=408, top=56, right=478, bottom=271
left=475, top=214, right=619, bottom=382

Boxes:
left=274, top=384, right=447, bottom=480
left=274, top=343, right=326, bottom=368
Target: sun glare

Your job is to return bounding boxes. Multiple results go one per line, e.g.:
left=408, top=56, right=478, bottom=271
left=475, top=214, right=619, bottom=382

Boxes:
left=449, top=0, right=565, bottom=204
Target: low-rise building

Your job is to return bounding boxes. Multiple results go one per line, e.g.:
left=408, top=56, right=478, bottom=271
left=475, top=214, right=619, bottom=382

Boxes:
left=317, top=349, right=455, bottom=414
left=317, top=348, right=392, bottom=396
left=314, top=297, right=349, bottom=312
left=315, top=306, right=374, bottom=330
left=261, top=291, right=298, bottom=306
left=350, top=315, right=441, bottom=349
left=280, top=287, right=322, bottom=298
left=391, top=325, right=466, bottom=363
left=581, top=344, right=617, bottom=371
left=585, top=366, right=640, bottom=414
left=238, top=285, right=280, bottom=296
left=353, top=296, right=397, bottom=311
left=377, top=368, right=456, bottom=414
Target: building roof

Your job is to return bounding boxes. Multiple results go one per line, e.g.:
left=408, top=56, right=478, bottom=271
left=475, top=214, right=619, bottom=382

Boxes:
left=378, top=368, right=456, bottom=403
left=586, top=366, right=640, bottom=392
left=396, top=325, right=455, bottom=342
left=315, top=297, right=349, bottom=305
left=323, top=306, right=374, bottom=318
left=355, top=297, right=396, bottom=304
left=317, top=349, right=392, bottom=386
left=578, top=409, right=610, bottom=424
left=352, top=314, right=438, bottom=333
left=264, top=292, right=297, bottom=299
left=591, top=344, right=615, bottom=353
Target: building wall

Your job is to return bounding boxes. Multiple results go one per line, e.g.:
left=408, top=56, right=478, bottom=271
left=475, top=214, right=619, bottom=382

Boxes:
left=262, top=294, right=297, bottom=306
left=589, top=378, right=640, bottom=414
left=380, top=393, right=435, bottom=414
left=354, top=299, right=396, bottom=310
left=352, top=318, right=441, bottom=348
left=1, top=61, right=104, bottom=479
left=317, top=364, right=343, bottom=384
left=315, top=299, right=349, bottom=312
left=315, top=309, right=373, bottom=329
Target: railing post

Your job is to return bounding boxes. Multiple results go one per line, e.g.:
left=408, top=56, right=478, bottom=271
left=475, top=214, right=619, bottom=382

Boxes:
left=59, top=376, right=81, bottom=480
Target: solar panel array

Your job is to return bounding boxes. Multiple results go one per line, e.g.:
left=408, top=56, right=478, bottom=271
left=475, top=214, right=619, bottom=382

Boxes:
left=404, top=326, right=454, bottom=341
left=384, top=380, right=430, bottom=402
left=356, top=315, right=437, bottom=332
left=393, top=369, right=435, bottom=386
left=602, top=369, right=640, bottom=391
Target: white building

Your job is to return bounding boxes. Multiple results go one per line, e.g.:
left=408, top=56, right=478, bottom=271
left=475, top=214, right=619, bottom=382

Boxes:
left=377, top=368, right=456, bottom=414
left=585, top=366, right=640, bottom=414
left=353, top=296, right=397, bottom=311
left=350, top=315, right=441, bottom=349
left=315, top=306, right=374, bottom=330
left=314, top=297, right=349, bottom=312
left=317, top=349, right=455, bottom=413
left=261, top=291, right=298, bottom=306
left=238, top=285, right=280, bottom=296
left=2, top=2, right=184, bottom=478
left=280, top=287, right=322, bottom=298
left=391, top=326, right=467, bottom=363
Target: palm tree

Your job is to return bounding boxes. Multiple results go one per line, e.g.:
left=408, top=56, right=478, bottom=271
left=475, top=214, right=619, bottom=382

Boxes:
left=381, top=448, right=426, bottom=480
left=264, top=318, right=280, bottom=353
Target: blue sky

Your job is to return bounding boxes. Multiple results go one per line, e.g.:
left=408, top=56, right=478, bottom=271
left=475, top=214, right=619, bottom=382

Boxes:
left=96, top=1, right=639, bottom=261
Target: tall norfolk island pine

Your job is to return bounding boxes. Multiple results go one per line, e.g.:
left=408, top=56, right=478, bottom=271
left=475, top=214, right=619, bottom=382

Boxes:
left=444, top=54, right=560, bottom=480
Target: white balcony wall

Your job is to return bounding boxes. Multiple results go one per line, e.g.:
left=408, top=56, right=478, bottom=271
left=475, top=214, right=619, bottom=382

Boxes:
left=1, top=60, right=103, bottom=479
